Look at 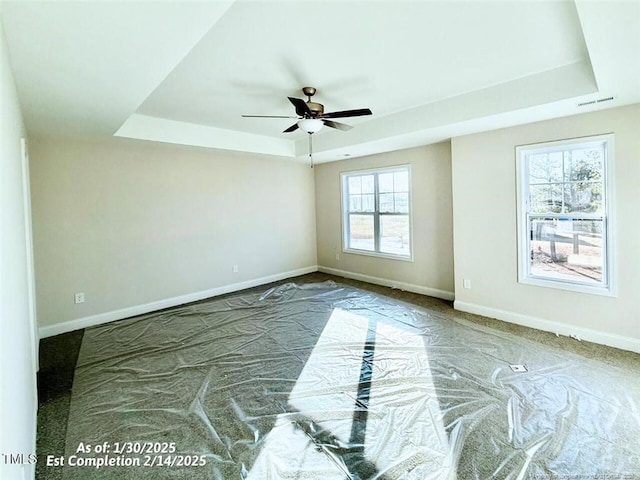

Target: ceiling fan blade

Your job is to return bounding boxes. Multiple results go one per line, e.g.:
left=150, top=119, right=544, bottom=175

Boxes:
left=321, top=108, right=372, bottom=119
left=283, top=123, right=299, bottom=133
left=242, top=115, right=298, bottom=118
left=323, top=119, right=352, bottom=131
left=288, top=97, right=312, bottom=117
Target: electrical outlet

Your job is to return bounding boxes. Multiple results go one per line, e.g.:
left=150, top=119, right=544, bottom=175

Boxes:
left=74, top=292, right=85, bottom=304
left=232, top=265, right=239, bottom=273
left=463, top=279, right=471, bottom=289
left=335, top=253, right=340, bottom=261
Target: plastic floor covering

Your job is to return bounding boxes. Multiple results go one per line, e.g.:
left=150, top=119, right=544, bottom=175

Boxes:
left=58, top=281, right=639, bottom=479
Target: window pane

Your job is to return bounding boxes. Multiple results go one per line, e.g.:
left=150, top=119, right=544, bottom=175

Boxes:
left=394, top=193, right=409, bottom=213
left=348, top=176, right=362, bottom=194
left=529, top=184, right=563, bottom=213
left=361, top=175, right=375, bottom=194
left=380, top=215, right=410, bottom=256
left=564, top=182, right=603, bottom=213
left=379, top=173, right=394, bottom=193
left=529, top=217, right=603, bottom=285
left=348, top=214, right=374, bottom=251
left=393, top=171, right=409, bottom=192
left=362, top=194, right=375, bottom=212
left=349, top=195, right=362, bottom=212
left=379, top=193, right=394, bottom=212
left=529, top=152, right=563, bottom=184
left=565, top=147, right=603, bottom=183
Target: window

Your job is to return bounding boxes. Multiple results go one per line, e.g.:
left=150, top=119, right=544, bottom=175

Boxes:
left=516, top=134, right=615, bottom=295
left=341, top=165, right=412, bottom=260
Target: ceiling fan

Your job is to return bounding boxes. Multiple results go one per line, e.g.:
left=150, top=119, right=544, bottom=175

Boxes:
left=242, top=87, right=372, bottom=167
left=242, top=86, right=372, bottom=134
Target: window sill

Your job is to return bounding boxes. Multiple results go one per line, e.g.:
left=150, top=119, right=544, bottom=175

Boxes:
left=519, top=275, right=616, bottom=297
left=343, top=248, right=414, bottom=262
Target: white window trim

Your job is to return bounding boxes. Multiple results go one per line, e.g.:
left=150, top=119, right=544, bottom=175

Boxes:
left=341, top=164, right=414, bottom=262
left=515, top=134, right=616, bottom=297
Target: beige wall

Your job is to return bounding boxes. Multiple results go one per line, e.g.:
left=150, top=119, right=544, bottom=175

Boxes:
left=27, top=102, right=639, bottom=349
left=451, top=104, right=640, bottom=344
left=315, top=143, right=455, bottom=297
left=30, top=137, right=317, bottom=328
left=0, top=18, right=38, bottom=480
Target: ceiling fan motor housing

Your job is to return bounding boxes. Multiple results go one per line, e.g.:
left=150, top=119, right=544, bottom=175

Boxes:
left=306, top=101, right=324, bottom=116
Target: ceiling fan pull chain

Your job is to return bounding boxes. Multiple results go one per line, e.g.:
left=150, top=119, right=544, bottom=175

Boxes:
left=308, top=133, right=314, bottom=169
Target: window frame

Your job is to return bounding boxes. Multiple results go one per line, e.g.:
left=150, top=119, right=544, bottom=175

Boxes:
left=341, top=164, right=413, bottom=262
left=515, top=134, right=616, bottom=296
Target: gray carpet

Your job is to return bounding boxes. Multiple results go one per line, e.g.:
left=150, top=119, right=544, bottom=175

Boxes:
left=36, top=273, right=640, bottom=479
left=37, top=329, right=84, bottom=480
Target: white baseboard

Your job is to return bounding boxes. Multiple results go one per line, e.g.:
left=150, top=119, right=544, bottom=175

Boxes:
left=318, top=265, right=455, bottom=301
left=39, top=266, right=318, bottom=338
left=454, top=300, right=640, bottom=354
left=42, top=265, right=636, bottom=354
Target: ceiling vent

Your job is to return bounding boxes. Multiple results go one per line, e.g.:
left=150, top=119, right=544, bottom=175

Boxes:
left=578, top=96, right=614, bottom=107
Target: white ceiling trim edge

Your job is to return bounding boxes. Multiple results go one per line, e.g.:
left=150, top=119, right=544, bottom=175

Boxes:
left=115, top=114, right=295, bottom=158
left=308, top=92, right=624, bottom=163
left=302, top=60, right=598, bottom=159
left=117, top=60, right=598, bottom=163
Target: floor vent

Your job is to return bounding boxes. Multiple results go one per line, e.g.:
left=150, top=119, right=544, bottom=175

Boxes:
left=509, top=364, right=528, bottom=373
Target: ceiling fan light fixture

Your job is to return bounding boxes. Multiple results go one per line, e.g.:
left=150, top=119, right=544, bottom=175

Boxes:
left=297, top=118, right=324, bottom=134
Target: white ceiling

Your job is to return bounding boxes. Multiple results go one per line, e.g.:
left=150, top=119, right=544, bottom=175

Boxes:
left=2, top=0, right=639, bottom=163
